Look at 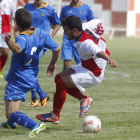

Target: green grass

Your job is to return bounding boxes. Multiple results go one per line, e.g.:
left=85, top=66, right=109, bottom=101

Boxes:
left=0, top=36, right=140, bottom=140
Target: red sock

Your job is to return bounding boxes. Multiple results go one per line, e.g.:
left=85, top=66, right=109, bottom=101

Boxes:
left=0, top=55, right=1, bottom=71
left=67, top=88, right=88, bottom=100
left=1, top=55, right=8, bottom=69
left=54, top=74, right=61, bottom=84
left=53, top=78, right=67, bottom=118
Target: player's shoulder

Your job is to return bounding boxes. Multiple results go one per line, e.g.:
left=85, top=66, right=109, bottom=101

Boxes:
left=5, top=0, right=15, bottom=5
left=61, top=5, right=70, bottom=11
left=24, top=3, right=33, bottom=8
left=82, top=3, right=91, bottom=9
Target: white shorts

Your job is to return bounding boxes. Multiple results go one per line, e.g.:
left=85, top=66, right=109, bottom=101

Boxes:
left=71, top=63, right=106, bottom=92
left=0, top=34, right=8, bottom=48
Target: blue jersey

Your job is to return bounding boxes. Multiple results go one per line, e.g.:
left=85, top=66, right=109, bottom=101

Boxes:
left=24, top=3, right=61, bottom=33
left=5, top=28, right=59, bottom=91
left=60, top=2, right=94, bottom=22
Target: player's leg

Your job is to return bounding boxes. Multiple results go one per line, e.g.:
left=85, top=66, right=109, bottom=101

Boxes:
left=0, top=37, right=9, bottom=79
left=2, top=84, right=46, bottom=137
left=36, top=79, right=50, bottom=107
left=61, top=35, right=73, bottom=70
left=30, top=84, right=39, bottom=107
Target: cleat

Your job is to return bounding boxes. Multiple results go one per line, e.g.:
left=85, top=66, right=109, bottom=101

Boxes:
left=28, top=123, right=46, bottom=137
left=1, top=121, right=16, bottom=129
left=30, top=97, right=39, bottom=107
left=40, top=94, right=50, bottom=107
left=79, top=97, right=93, bottom=118
left=0, top=70, right=4, bottom=79
left=36, top=111, right=60, bottom=124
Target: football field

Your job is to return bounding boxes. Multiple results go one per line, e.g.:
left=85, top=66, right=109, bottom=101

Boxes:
left=0, top=36, right=140, bottom=140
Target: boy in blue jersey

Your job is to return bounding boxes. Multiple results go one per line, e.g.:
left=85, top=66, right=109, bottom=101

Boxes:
left=1, top=8, right=60, bottom=137
left=24, top=0, right=61, bottom=107
left=60, top=0, right=94, bottom=70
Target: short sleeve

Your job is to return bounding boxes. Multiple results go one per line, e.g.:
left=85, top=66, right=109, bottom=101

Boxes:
left=50, top=8, right=61, bottom=25
left=60, top=7, right=65, bottom=21
left=83, top=40, right=102, bottom=56
left=86, top=5, right=94, bottom=21
left=10, top=0, right=16, bottom=18
left=44, top=35, right=59, bottom=51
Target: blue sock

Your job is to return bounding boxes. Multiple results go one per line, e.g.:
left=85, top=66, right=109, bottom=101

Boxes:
left=7, top=120, right=15, bottom=126
left=31, top=84, right=38, bottom=99
left=10, top=111, right=38, bottom=129
left=36, top=79, right=47, bottom=100
left=63, top=68, right=67, bottom=71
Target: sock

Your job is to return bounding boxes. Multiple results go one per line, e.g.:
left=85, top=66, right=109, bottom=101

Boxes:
left=63, top=67, right=67, bottom=71
left=55, top=74, right=61, bottom=83
left=10, top=111, right=38, bottom=129
left=31, top=84, right=38, bottom=99
left=7, top=120, right=15, bottom=125
left=67, top=88, right=88, bottom=100
left=1, top=54, right=8, bottom=69
left=36, top=79, right=47, bottom=100
left=53, top=78, right=67, bottom=118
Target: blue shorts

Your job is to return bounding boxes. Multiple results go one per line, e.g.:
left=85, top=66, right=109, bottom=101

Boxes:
left=61, top=35, right=81, bottom=64
left=4, top=83, right=28, bottom=102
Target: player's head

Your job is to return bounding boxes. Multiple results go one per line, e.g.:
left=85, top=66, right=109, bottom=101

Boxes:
left=61, top=15, right=82, bottom=40
left=72, top=0, right=79, bottom=3
left=34, top=0, right=43, bottom=4
left=15, top=8, right=32, bottom=31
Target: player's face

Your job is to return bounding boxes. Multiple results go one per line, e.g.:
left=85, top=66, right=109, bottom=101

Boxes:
left=34, top=0, right=43, bottom=4
left=63, top=26, right=75, bottom=40
left=72, top=0, right=79, bottom=3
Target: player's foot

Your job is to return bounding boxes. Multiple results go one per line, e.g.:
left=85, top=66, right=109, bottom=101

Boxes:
left=40, top=94, right=50, bottom=107
left=1, top=121, right=16, bottom=129
left=79, top=97, right=93, bottom=118
left=0, top=70, right=4, bottom=79
left=28, top=123, right=46, bottom=137
left=36, top=111, right=60, bottom=124
left=30, top=97, right=39, bottom=107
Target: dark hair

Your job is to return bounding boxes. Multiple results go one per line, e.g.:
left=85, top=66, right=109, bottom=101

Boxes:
left=15, top=8, right=32, bottom=31
left=61, top=15, right=82, bottom=31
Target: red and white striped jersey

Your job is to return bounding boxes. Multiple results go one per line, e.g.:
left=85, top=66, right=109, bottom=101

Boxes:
left=75, top=20, right=110, bottom=77
left=0, top=0, right=16, bottom=34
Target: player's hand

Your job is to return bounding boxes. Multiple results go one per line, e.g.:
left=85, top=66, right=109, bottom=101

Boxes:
left=2, top=32, right=11, bottom=42
left=107, top=59, right=117, bottom=67
left=47, top=63, right=56, bottom=77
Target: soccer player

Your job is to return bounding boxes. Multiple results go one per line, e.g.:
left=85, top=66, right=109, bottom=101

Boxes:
left=36, top=15, right=117, bottom=124
left=60, top=0, right=94, bottom=70
left=1, top=8, right=60, bottom=137
left=24, top=0, right=61, bottom=107
left=0, top=0, right=16, bottom=79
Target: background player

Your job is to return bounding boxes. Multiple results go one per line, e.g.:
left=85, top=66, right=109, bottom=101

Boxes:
left=36, top=15, right=117, bottom=124
left=0, top=0, right=16, bottom=79
left=1, top=8, right=60, bottom=137
left=60, top=0, right=94, bottom=70
left=24, top=0, right=61, bottom=107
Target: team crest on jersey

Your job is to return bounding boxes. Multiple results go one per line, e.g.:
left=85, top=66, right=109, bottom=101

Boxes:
left=41, top=12, right=45, bottom=16
left=79, top=10, right=82, bottom=14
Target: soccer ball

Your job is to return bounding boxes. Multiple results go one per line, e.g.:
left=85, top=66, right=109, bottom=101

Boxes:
left=82, top=115, right=101, bottom=133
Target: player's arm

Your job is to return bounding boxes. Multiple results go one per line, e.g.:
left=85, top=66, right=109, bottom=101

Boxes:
left=50, top=25, right=61, bottom=38
left=96, top=51, right=117, bottom=67
left=3, top=33, right=21, bottom=54
left=47, top=47, right=60, bottom=77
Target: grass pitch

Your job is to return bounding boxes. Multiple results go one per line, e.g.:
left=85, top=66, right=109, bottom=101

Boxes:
left=0, top=36, right=140, bottom=140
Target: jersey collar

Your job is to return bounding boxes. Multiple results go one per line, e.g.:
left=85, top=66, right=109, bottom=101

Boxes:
left=69, top=2, right=83, bottom=8
left=32, top=2, right=47, bottom=9
left=20, top=27, right=36, bottom=35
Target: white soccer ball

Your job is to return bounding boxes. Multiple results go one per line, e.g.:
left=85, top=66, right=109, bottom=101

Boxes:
left=82, top=115, right=101, bottom=133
